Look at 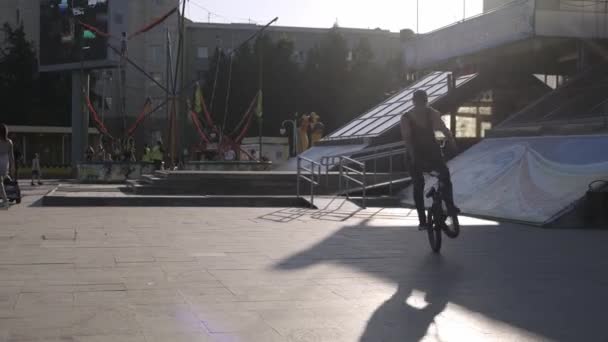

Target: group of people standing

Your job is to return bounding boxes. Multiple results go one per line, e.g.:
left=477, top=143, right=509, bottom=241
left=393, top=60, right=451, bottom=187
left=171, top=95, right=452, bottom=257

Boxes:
left=297, top=112, right=325, bottom=154
left=86, top=138, right=137, bottom=163
left=86, top=138, right=165, bottom=169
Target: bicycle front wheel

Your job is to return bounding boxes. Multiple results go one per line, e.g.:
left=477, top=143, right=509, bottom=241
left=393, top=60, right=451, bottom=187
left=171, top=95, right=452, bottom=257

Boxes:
left=426, top=210, right=442, bottom=253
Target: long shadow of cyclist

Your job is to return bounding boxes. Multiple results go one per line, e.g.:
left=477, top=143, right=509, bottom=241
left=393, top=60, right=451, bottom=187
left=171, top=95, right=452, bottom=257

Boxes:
left=275, top=219, right=463, bottom=341
left=359, top=254, right=462, bottom=341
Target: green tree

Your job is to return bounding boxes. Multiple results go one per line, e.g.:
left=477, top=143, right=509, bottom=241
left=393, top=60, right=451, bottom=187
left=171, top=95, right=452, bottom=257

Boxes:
left=202, top=35, right=301, bottom=138
left=301, top=26, right=350, bottom=131
left=0, top=23, right=37, bottom=124
left=0, top=22, right=71, bottom=126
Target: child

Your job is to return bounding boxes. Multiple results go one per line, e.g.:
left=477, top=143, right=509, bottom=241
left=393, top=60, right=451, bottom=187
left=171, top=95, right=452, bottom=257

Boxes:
left=31, top=153, right=42, bottom=186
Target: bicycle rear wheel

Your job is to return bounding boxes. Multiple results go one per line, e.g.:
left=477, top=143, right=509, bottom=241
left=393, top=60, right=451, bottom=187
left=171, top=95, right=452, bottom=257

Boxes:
left=426, top=210, right=442, bottom=253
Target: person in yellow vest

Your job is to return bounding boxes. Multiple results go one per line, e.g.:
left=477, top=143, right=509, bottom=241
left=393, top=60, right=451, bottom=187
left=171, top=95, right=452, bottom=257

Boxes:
left=150, top=140, right=164, bottom=170
left=142, top=144, right=151, bottom=162
left=297, top=113, right=310, bottom=154
left=309, top=112, right=325, bottom=146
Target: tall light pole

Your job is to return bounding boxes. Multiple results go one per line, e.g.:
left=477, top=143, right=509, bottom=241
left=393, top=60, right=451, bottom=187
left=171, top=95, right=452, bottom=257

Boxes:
left=463, top=0, right=466, bottom=22
left=416, top=0, right=419, bottom=34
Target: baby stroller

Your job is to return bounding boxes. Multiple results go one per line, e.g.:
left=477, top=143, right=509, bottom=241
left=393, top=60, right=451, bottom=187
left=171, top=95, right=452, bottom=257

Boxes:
left=3, top=177, right=22, bottom=204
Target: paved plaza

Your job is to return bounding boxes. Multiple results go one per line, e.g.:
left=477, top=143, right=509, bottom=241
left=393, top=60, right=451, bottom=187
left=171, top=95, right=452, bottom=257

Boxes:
left=0, top=184, right=607, bottom=341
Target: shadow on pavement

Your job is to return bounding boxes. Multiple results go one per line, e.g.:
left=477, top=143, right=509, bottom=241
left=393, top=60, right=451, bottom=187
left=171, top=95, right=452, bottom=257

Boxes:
left=274, top=218, right=608, bottom=341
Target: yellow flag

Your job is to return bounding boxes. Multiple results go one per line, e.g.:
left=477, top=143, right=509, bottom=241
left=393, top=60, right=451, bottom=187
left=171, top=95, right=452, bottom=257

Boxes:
left=194, top=83, right=204, bottom=114
left=256, top=90, right=263, bottom=118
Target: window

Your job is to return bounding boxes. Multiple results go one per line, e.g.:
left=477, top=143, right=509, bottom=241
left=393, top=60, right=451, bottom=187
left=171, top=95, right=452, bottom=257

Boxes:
left=197, top=47, right=209, bottom=59
left=456, top=116, right=477, bottom=138
left=481, top=122, right=492, bottom=138
left=148, top=45, right=162, bottom=64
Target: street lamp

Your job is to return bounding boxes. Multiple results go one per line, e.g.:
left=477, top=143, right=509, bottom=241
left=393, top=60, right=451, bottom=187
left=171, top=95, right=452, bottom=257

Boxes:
left=281, top=115, right=298, bottom=157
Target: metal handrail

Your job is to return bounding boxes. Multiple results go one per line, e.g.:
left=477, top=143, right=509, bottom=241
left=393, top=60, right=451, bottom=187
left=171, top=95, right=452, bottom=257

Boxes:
left=336, top=143, right=410, bottom=208
left=339, top=156, right=367, bottom=208
left=319, top=142, right=407, bottom=185
left=297, top=156, right=322, bottom=207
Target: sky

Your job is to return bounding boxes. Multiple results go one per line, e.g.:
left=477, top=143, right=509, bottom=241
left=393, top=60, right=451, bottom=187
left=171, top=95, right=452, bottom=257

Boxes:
left=184, top=0, right=484, bottom=33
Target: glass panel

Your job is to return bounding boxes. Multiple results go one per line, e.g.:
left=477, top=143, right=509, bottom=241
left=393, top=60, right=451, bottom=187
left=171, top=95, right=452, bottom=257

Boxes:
left=458, top=106, right=477, bottom=115
left=427, top=83, right=448, bottom=97
left=329, top=120, right=364, bottom=137
left=387, top=101, right=413, bottom=116
left=360, top=104, right=388, bottom=119
left=355, top=116, right=393, bottom=136
left=371, top=104, right=399, bottom=118
left=387, top=89, right=414, bottom=103
left=479, top=106, right=493, bottom=115
left=456, top=73, right=477, bottom=87
left=340, top=119, right=375, bottom=137
left=374, top=102, right=403, bottom=117
left=455, top=116, right=477, bottom=138
left=428, top=95, right=440, bottom=103
left=369, top=116, right=402, bottom=135
left=481, top=121, right=492, bottom=137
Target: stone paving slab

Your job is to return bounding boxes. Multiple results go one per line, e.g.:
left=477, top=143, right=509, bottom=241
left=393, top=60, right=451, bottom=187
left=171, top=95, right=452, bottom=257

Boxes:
left=1, top=184, right=608, bottom=341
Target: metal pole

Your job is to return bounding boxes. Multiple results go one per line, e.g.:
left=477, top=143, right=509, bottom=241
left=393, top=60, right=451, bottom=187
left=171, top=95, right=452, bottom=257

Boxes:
left=362, top=167, right=366, bottom=209
left=100, top=71, right=107, bottom=124
left=463, top=0, right=466, bottom=22
left=373, top=154, right=377, bottom=185
left=346, top=166, right=349, bottom=199
left=339, top=157, right=343, bottom=194
left=389, top=154, right=393, bottom=195
left=310, top=160, right=314, bottom=206
left=296, top=157, right=300, bottom=199
left=416, top=0, right=419, bottom=34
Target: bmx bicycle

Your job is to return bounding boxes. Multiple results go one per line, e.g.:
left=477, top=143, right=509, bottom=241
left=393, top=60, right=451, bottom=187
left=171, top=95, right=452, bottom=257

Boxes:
left=423, top=142, right=460, bottom=253
left=424, top=172, right=460, bottom=253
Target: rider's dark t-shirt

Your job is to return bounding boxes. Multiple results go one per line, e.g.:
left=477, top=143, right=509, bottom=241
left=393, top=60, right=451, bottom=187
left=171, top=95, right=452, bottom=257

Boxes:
left=406, top=108, right=443, bottom=170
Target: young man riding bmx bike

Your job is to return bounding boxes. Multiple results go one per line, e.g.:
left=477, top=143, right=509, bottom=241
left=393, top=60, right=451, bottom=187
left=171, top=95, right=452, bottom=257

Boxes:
left=400, top=90, right=460, bottom=229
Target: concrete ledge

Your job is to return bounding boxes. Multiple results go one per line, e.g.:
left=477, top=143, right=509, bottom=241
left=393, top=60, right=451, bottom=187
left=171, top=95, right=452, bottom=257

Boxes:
left=41, top=186, right=314, bottom=208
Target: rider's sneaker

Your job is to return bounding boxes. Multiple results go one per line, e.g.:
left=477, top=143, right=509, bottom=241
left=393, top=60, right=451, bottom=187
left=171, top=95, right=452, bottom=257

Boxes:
left=418, top=219, right=429, bottom=231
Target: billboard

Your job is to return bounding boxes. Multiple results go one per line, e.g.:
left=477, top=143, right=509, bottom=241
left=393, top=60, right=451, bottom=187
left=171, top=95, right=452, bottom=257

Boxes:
left=39, top=0, right=126, bottom=71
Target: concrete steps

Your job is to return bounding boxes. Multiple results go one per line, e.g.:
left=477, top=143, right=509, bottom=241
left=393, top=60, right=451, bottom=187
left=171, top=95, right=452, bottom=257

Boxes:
left=128, top=171, right=400, bottom=196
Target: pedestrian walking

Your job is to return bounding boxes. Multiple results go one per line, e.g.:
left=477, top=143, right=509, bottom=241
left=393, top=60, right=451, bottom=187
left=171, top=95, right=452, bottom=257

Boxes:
left=31, top=153, right=42, bottom=186
left=0, top=124, right=16, bottom=209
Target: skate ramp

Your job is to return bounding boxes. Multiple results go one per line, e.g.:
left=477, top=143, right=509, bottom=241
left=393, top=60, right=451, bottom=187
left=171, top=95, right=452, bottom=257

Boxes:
left=400, top=135, right=608, bottom=225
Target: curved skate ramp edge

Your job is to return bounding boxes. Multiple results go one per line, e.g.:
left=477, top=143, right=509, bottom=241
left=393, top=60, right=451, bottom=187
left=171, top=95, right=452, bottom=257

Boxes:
left=400, top=134, right=608, bottom=225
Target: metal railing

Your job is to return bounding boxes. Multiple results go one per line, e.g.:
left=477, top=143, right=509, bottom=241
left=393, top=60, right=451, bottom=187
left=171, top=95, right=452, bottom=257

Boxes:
left=357, top=146, right=408, bottom=196
left=297, top=156, right=322, bottom=207
left=320, top=142, right=407, bottom=185
left=339, top=156, right=367, bottom=208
